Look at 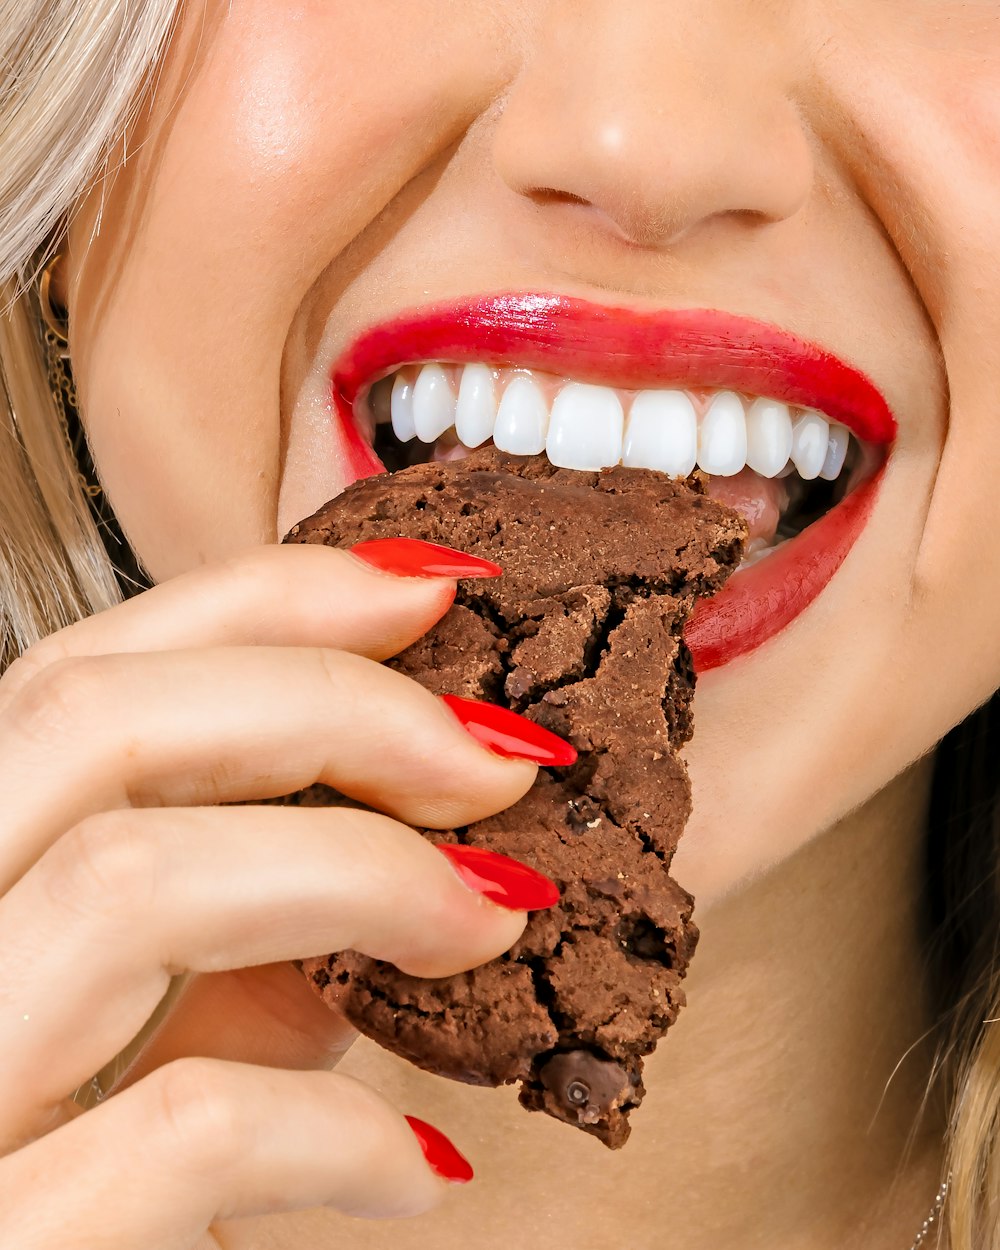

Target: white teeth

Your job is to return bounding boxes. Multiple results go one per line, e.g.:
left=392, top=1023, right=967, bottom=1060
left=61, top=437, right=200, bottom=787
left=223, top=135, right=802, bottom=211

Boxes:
left=493, top=374, right=549, bottom=454
left=455, top=363, right=498, bottom=448
left=819, top=423, right=850, bottom=481
left=547, top=383, right=624, bottom=471
left=623, top=390, right=697, bottom=476
left=412, top=363, right=456, bottom=443
left=790, top=409, right=830, bottom=480
left=390, top=373, right=416, bottom=443
left=698, top=391, right=747, bottom=476
left=739, top=536, right=778, bottom=569
left=745, top=397, right=794, bottom=478
left=383, top=364, right=858, bottom=486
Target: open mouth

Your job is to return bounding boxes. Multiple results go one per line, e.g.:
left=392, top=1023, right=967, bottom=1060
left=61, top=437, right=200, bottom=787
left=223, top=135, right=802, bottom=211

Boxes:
left=358, top=364, right=880, bottom=573
left=328, top=295, right=895, bottom=670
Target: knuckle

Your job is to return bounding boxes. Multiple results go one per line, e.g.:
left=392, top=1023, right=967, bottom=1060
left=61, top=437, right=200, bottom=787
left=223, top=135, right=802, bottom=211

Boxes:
left=410, top=755, right=537, bottom=830
left=328, top=1070, right=382, bottom=1124
left=1, top=636, right=74, bottom=705
left=4, top=654, right=111, bottom=746
left=214, top=546, right=327, bottom=636
left=43, top=811, right=154, bottom=920
left=335, top=812, right=524, bottom=975
left=151, top=1059, right=252, bottom=1172
left=321, top=1075, right=443, bottom=1217
left=216, top=543, right=316, bottom=613
left=315, top=644, right=366, bottom=705
left=216, top=542, right=279, bottom=590
left=318, top=1072, right=404, bottom=1171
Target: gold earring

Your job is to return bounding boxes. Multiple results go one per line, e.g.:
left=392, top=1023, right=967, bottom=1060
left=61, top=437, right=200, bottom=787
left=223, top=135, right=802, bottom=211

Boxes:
left=35, top=253, right=91, bottom=498
left=37, top=252, right=70, bottom=357
left=33, top=251, right=153, bottom=600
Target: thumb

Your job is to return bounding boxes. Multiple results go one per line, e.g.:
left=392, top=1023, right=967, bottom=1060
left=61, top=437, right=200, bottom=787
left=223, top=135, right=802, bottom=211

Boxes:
left=110, top=962, right=358, bottom=1094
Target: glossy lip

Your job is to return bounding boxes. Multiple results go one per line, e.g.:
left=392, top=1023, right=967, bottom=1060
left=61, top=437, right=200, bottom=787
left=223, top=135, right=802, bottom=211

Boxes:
left=684, top=465, right=882, bottom=669
left=328, top=293, right=896, bottom=671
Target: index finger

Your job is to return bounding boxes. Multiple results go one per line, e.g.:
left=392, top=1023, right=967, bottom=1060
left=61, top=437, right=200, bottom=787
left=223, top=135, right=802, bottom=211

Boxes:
left=0, top=541, right=481, bottom=712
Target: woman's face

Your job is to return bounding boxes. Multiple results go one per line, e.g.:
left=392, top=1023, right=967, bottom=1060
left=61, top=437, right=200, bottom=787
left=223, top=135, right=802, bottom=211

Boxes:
left=59, top=0, right=1000, bottom=906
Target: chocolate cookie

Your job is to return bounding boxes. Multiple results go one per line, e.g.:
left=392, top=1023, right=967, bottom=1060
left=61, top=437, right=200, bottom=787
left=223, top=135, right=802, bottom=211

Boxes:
left=282, top=448, right=745, bottom=1147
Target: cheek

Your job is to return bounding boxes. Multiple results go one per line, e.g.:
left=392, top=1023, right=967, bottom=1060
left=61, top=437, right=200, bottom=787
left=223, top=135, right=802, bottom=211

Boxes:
left=67, top=0, right=512, bottom=581
left=832, top=19, right=1000, bottom=623
left=678, top=31, right=1000, bottom=904
left=897, top=76, right=1000, bottom=710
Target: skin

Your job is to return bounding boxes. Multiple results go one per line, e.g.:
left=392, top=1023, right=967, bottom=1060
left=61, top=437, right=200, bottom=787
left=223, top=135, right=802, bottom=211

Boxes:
left=26, top=0, right=1000, bottom=1244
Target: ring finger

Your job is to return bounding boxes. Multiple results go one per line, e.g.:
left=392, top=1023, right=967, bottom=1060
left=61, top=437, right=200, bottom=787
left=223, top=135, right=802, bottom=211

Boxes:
left=0, top=803, right=543, bottom=1148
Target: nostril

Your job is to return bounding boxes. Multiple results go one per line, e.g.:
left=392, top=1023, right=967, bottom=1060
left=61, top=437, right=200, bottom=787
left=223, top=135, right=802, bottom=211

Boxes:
left=525, top=187, right=590, bottom=208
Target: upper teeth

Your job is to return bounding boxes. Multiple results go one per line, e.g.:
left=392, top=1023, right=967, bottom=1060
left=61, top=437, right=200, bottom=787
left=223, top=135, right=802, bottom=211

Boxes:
left=384, top=363, right=854, bottom=481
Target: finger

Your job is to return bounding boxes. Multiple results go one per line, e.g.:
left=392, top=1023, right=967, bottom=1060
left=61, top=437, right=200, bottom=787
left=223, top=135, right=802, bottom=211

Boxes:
left=0, top=1060, right=464, bottom=1250
left=0, top=542, right=463, bottom=713
left=0, top=645, right=544, bottom=888
left=113, top=963, right=359, bottom=1094
left=0, top=804, right=543, bottom=1143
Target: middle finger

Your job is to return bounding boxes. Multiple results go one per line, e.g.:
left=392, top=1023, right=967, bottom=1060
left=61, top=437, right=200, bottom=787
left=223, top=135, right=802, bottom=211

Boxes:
left=0, top=645, right=543, bottom=890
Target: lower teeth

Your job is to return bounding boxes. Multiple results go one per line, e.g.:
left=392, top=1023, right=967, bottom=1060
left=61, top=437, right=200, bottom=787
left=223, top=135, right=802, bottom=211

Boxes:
left=432, top=440, right=470, bottom=464
left=738, top=537, right=782, bottom=570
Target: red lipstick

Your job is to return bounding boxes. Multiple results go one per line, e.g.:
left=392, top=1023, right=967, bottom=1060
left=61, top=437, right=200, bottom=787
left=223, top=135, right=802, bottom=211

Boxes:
left=684, top=466, right=882, bottom=670
left=329, top=293, right=896, bottom=670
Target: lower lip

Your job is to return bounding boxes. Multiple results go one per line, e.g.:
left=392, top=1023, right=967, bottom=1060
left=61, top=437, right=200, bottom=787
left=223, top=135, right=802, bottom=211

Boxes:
left=333, top=392, right=884, bottom=675
left=685, top=465, right=883, bottom=672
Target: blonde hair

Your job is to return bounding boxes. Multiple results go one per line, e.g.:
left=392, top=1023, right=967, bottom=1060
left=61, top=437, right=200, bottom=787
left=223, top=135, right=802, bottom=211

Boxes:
left=0, top=2, right=994, bottom=1243
left=0, top=0, right=182, bottom=654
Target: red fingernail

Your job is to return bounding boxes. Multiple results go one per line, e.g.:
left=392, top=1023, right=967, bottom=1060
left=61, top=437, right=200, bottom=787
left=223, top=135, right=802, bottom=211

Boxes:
left=441, top=694, right=578, bottom=767
left=405, top=1116, right=474, bottom=1184
left=350, top=537, right=502, bottom=579
left=439, top=844, right=560, bottom=911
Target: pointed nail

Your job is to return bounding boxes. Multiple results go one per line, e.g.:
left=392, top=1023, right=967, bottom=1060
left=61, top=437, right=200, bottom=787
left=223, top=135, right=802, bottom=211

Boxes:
left=440, top=695, right=577, bottom=766
left=350, top=537, right=502, bottom=579
left=405, top=1116, right=474, bottom=1184
left=438, top=844, right=560, bottom=911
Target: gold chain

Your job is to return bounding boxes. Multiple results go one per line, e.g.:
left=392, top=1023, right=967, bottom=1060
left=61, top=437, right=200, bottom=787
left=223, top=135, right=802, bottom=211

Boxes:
left=40, top=326, right=102, bottom=502
left=909, top=1175, right=950, bottom=1250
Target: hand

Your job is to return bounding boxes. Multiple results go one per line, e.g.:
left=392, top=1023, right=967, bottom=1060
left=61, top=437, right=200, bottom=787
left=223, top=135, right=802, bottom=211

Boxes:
left=0, top=541, right=557, bottom=1247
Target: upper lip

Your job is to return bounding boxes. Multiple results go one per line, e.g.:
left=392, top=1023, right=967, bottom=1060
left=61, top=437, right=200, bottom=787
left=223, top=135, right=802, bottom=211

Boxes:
left=331, top=292, right=898, bottom=447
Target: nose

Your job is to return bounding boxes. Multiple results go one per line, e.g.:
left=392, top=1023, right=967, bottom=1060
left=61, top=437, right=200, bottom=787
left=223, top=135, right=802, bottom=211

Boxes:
left=492, top=0, right=815, bottom=248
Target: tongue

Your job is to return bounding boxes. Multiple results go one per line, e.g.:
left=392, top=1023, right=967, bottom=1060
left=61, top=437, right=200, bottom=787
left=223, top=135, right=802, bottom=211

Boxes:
left=702, top=468, right=788, bottom=545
